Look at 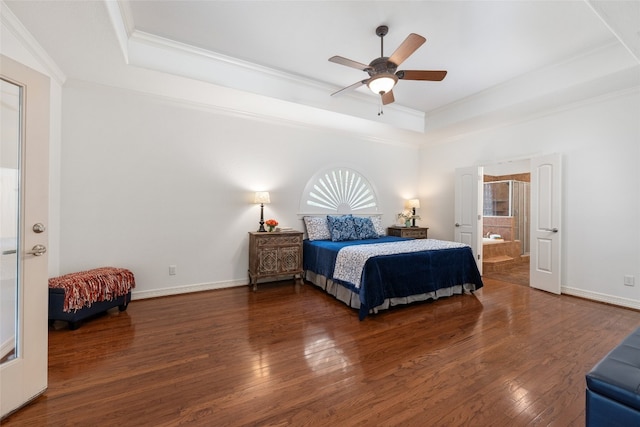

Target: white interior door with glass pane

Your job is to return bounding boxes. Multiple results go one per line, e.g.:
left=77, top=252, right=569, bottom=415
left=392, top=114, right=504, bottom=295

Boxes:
left=1, top=55, right=50, bottom=418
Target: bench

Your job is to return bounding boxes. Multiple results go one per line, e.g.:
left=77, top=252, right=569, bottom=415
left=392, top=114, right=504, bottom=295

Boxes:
left=585, top=327, right=640, bottom=426
left=48, top=267, right=135, bottom=330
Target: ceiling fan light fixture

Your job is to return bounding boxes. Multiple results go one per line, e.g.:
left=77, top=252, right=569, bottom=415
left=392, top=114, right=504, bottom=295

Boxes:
left=367, top=73, right=398, bottom=95
left=329, top=26, right=445, bottom=107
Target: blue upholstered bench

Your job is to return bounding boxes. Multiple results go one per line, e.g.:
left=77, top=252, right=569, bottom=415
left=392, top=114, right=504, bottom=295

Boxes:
left=586, top=327, right=640, bottom=426
left=48, top=267, right=135, bottom=330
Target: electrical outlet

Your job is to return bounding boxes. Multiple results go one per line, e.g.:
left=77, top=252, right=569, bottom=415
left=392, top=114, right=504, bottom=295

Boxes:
left=169, top=265, right=177, bottom=276
left=624, top=275, right=635, bottom=287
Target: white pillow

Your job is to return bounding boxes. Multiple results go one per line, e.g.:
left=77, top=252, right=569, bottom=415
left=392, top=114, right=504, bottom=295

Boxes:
left=303, top=216, right=331, bottom=240
left=369, top=216, right=386, bottom=236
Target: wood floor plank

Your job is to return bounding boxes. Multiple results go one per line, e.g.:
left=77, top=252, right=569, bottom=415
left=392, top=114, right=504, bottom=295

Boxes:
left=3, top=275, right=640, bottom=426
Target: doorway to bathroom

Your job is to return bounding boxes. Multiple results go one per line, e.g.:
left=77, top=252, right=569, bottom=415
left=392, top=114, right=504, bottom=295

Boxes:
left=456, top=154, right=561, bottom=292
left=481, top=160, right=531, bottom=286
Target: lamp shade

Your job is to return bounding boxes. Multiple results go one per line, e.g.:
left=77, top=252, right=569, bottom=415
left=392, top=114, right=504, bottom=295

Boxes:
left=254, top=191, right=270, bottom=204
left=406, top=199, right=420, bottom=209
left=367, top=73, right=398, bottom=95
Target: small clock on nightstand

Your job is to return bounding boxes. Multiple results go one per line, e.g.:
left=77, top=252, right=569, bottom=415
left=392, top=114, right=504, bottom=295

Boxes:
left=387, top=226, right=429, bottom=239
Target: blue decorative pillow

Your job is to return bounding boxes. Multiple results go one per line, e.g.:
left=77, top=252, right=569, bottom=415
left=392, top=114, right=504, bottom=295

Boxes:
left=303, top=216, right=331, bottom=240
left=353, top=216, right=379, bottom=240
left=327, top=215, right=357, bottom=242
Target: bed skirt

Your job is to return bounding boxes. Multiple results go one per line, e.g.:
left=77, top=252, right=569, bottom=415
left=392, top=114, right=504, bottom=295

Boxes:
left=304, top=270, right=478, bottom=316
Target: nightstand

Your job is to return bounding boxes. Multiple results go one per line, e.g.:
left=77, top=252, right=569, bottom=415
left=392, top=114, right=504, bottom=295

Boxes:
left=248, top=231, right=303, bottom=291
left=387, top=226, right=429, bottom=239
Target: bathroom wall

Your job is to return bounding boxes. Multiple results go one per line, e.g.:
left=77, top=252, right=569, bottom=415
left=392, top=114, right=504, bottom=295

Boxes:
left=483, top=216, right=516, bottom=241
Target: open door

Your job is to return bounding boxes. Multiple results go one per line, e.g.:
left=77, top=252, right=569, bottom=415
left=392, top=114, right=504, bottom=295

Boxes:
left=530, top=153, right=561, bottom=294
left=1, top=56, right=50, bottom=418
left=454, top=166, right=483, bottom=273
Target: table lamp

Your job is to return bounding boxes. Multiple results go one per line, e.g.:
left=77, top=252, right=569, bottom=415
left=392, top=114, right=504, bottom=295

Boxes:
left=406, top=199, right=420, bottom=227
left=254, top=192, right=270, bottom=232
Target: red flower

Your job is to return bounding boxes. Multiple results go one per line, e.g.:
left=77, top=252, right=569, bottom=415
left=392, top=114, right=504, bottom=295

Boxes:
left=265, top=219, right=278, bottom=227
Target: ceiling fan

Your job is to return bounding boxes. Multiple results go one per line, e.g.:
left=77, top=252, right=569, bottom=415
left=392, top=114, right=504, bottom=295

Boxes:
left=329, top=25, right=447, bottom=106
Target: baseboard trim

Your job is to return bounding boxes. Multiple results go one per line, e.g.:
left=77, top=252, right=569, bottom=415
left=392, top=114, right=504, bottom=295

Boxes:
left=131, top=279, right=247, bottom=300
left=562, top=286, right=640, bottom=311
left=131, top=281, right=639, bottom=311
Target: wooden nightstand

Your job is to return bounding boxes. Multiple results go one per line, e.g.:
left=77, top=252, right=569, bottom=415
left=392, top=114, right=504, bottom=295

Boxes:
left=248, top=231, right=303, bottom=291
left=387, top=226, right=429, bottom=239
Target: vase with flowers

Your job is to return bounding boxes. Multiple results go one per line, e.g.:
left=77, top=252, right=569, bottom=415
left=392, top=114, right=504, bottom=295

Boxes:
left=397, top=210, right=420, bottom=227
left=265, top=219, right=278, bottom=232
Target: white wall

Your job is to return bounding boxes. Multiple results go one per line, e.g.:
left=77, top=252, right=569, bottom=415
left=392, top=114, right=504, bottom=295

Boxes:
left=3, top=0, right=421, bottom=299
left=60, top=80, right=420, bottom=298
left=419, top=89, right=640, bottom=307
left=7, top=1, right=638, bottom=309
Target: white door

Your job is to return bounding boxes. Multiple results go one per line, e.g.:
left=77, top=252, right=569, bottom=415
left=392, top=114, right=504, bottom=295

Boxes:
left=530, top=153, right=561, bottom=294
left=454, top=166, right=484, bottom=273
left=1, top=55, right=50, bottom=418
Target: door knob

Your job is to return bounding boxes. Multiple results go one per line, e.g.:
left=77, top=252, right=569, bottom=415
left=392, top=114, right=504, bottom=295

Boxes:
left=33, top=223, right=46, bottom=233
left=455, top=223, right=460, bottom=227
left=26, top=244, right=47, bottom=256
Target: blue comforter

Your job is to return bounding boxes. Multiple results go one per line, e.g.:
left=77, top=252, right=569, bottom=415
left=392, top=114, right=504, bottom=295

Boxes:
left=303, top=237, right=483, bottom=319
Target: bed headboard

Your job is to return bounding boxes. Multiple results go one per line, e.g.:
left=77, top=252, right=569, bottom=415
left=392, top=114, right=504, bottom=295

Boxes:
left=298, top=166, right=380, bottom=216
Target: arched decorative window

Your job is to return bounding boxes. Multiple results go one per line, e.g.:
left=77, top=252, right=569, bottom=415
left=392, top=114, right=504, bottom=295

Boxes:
left=299, top=167, right=379, bottom=215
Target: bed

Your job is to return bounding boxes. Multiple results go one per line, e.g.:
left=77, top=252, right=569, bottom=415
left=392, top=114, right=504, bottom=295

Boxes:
left=302, top=215, right=483, bottom=319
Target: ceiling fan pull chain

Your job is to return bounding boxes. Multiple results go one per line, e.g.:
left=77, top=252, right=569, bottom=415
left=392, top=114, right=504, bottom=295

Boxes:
left=378, top=97, right=384, bottom=116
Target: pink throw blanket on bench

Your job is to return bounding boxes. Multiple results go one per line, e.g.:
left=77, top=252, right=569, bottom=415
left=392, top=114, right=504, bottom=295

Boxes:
left=48, top=267, right=135, bottom=312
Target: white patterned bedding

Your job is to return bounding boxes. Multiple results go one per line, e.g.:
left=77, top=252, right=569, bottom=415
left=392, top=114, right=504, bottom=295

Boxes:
left=332, top=239, right=469, bottom=288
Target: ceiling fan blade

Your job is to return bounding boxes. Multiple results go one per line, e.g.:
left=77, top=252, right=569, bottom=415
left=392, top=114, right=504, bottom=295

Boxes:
left=397, top=70, right=448, bottom=81
left=331, top=79, right=368, bottom=97
left=388, top=33, right=426, bottom=66
left=329, top=56, right=372, bottom=71
left=381, top=90, right=395, bottom=105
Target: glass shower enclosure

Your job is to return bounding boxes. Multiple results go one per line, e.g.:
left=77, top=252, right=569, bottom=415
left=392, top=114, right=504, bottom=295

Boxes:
left=483, top=180, right=530, bottom=254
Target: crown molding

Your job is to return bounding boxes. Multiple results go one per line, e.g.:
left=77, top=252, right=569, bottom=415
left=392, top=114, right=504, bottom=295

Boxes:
left=422, top=40, right=639, bottom=144
left=127, top=29, right=425, bottom=132
left=64, top=77, right=425, bottom=149
left=104, top=0, right=425, bottom=133
left=104, top=0, right=132, bottom=64
left=586, top=0, right=640, bottom=64
left=1, top=1, right=66, bottom=84
left=423, top=70, right=639, bottom=147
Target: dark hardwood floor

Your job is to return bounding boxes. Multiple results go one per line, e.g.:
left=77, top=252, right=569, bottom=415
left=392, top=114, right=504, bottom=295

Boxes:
left=4, top=276, right=640, bottom=426
left=483, top=260, right=530, bottom=287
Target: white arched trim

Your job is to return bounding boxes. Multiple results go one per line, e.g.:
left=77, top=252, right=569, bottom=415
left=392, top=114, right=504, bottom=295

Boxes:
left=299, top=167, right=380, bottom=215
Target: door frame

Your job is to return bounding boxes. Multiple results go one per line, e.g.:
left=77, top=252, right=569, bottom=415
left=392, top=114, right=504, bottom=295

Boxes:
left=460, top=154, right=562, bottom=293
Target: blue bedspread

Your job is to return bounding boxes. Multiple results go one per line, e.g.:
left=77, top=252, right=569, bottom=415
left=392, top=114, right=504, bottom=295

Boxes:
left=303, top=237, right=483, bottom=319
